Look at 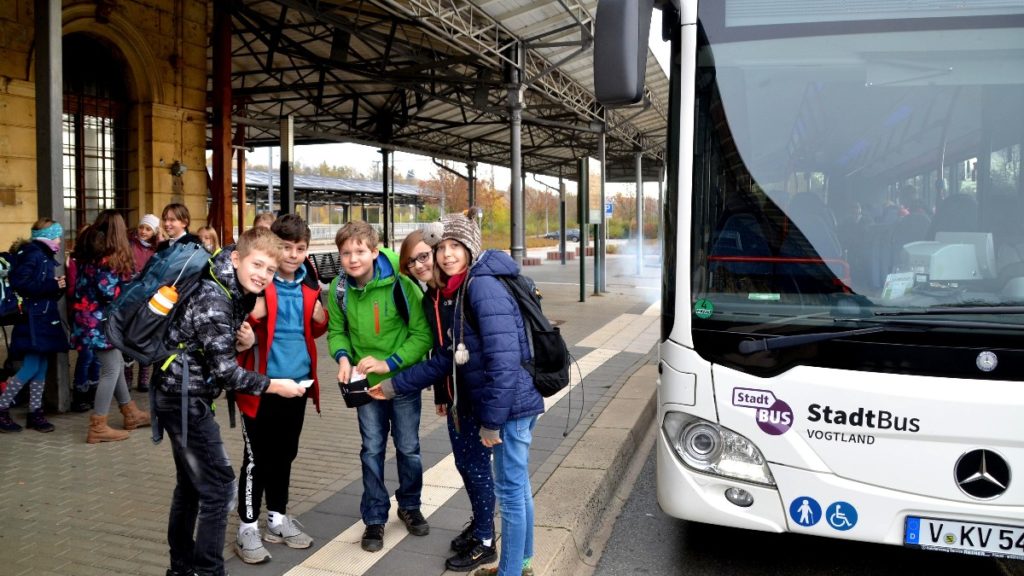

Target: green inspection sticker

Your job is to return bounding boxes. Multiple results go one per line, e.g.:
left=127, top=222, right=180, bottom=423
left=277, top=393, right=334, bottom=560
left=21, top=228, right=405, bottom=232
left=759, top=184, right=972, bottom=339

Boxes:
left=694, top=299, right=714, bottom=319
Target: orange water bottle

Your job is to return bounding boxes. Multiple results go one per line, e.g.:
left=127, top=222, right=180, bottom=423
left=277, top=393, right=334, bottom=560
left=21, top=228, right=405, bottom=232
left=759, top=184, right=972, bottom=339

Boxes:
left=148, top=285, right=179, bottom=316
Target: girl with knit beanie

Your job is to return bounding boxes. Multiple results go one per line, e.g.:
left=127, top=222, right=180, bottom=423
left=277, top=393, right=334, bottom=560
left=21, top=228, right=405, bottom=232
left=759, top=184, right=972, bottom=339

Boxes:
left=376, top=208, right=544, bottom=576
left=0, top=218, right=69, bottom=433
left=393, top=221, right=499, bottom=571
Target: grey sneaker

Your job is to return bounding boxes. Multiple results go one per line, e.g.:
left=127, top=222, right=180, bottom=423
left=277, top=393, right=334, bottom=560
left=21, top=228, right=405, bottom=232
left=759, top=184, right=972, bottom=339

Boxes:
left=235, top=526, right=272, bottom=564
left=265, top=515, right=314, bottom=549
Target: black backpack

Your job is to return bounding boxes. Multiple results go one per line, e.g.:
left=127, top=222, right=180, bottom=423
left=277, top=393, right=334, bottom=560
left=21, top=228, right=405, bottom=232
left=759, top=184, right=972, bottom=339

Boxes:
left=486, top=275, right=571, bottom=397
left=104, top=242, right=212, bottom=365
left=0, top=251, right=22, bottom=321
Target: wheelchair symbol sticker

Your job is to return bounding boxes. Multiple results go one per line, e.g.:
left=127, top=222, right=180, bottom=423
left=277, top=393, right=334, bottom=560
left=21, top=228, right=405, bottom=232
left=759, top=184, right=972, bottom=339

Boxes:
left=826, top=501, right=858, bottom=531
left=789, top=496, right=821, bottom=527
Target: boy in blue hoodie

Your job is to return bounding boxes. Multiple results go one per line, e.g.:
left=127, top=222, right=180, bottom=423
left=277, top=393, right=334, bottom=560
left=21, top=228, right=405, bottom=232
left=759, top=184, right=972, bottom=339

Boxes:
left=233, top=214, right=328, bottom=564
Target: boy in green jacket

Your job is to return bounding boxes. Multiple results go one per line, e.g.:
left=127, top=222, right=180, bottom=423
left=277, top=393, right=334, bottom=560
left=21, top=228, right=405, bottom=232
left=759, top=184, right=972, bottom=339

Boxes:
left=326, top=221, right=433, bottom=552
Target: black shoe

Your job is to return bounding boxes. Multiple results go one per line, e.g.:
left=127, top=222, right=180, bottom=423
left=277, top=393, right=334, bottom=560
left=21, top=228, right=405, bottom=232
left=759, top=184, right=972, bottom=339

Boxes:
left=361, top=524, right=384, bottom=552
left=70, top=389, right=91, bottom=412
left=397, top=508, right=429, bottom=536
left=451, top=518, right=476, bottom=553
left=445, top=539, right=496, bottom=572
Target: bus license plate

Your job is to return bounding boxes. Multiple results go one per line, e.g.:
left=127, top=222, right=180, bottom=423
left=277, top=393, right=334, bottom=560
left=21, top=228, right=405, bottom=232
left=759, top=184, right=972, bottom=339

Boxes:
left=905, top=516, right=1024, bottom=560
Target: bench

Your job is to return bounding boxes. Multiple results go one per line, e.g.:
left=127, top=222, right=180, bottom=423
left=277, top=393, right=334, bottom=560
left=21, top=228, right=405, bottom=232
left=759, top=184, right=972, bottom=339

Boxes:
left=310, top=252, right=341, bottom=283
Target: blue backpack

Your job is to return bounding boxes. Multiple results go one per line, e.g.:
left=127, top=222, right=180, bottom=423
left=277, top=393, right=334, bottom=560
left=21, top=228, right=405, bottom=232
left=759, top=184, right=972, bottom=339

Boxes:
left=104, top=242, right=212, bottom=365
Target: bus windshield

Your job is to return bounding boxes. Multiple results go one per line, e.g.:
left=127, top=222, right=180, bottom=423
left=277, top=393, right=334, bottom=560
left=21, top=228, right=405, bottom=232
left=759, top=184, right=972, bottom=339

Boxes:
left=691, top=10, right=1024, bottom=334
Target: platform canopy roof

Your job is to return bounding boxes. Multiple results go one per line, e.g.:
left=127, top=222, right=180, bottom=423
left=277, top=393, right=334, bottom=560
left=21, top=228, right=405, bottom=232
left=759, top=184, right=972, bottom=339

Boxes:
left=219, top=0, right=669, bottom=182
left=236, top=169, right=424, bottom=203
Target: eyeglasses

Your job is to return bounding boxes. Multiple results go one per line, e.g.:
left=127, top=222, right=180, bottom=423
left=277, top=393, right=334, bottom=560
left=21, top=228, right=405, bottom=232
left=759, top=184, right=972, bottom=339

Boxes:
left=407, top=251, right=432, bottom=268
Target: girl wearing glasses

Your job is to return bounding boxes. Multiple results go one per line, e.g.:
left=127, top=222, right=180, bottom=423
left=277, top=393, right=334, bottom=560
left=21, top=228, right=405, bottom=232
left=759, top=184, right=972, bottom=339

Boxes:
left=399, top=229, right=435, bottom=289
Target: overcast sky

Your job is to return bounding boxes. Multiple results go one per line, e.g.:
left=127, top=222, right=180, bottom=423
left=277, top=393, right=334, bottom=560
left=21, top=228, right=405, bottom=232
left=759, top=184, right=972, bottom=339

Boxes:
left=261, top=10, right=669, bottom=198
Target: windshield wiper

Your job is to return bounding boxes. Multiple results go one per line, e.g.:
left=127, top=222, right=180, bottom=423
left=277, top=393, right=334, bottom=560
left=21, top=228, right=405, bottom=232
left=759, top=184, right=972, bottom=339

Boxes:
left=738, top=311, right=1024, bottom=354
left=738, top=326, right=888, bottom=354
left=875, top=305, right=1024, bottom=316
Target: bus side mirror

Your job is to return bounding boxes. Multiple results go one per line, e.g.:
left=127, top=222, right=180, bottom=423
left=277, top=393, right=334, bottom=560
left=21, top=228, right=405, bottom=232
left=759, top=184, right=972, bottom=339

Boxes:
left=594, top=0, right=654, bottom=106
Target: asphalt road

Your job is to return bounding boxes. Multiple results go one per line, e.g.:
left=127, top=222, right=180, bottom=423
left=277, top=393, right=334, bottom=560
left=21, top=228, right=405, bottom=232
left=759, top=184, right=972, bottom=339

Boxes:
left=594, top=445, right=1011, bottom=576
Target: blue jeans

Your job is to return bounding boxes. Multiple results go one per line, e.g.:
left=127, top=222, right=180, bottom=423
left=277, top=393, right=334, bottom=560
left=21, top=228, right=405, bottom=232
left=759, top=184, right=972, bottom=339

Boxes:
left=73, top=347, right=100, bottom=391
left=493, top=415, right=537, bottom=575
left=154, top=391, right=236, bottom=576
left=356, top=390, right=423, bottom=525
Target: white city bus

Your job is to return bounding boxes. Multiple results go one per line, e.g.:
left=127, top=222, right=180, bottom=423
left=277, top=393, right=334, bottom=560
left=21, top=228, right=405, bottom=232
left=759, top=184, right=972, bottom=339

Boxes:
left=595, top=0, right=1024, bottom=561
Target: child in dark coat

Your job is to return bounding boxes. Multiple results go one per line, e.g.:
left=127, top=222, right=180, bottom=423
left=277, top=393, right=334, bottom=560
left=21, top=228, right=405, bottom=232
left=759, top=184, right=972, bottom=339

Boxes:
left=0, top=219, right=68, bottom=433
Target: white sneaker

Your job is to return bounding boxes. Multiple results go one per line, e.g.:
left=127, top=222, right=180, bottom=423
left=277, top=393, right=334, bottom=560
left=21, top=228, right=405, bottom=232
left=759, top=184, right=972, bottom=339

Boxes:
left=235, top=525, right=272, bottom=564
left=265, top=515, right=314, bottom=549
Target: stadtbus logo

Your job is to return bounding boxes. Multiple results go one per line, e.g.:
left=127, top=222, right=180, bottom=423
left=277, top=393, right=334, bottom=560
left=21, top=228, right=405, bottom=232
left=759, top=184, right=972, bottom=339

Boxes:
left=806, top=403, right=920, bottom=432
left=732, top=387, right=793, bottom=435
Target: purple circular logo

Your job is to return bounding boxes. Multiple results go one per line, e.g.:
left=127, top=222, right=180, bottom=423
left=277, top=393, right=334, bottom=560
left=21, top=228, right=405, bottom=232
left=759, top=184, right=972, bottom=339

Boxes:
left=755, top=400, right=794, bottom=435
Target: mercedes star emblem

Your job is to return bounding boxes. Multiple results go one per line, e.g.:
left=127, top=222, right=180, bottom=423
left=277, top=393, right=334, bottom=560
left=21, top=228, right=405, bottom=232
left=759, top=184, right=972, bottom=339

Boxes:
left=955, top=449, right=1011, bottom=500
left=976, top=351, right=998, bottom=373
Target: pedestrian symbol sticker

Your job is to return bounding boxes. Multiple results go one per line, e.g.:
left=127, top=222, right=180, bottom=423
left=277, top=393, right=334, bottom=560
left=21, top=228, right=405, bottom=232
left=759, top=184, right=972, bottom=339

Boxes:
left=694, top=299, right=714, bottom=319
left=826, top=501, right=858, bottom=531
left=789, top=496, right=821, bottom=527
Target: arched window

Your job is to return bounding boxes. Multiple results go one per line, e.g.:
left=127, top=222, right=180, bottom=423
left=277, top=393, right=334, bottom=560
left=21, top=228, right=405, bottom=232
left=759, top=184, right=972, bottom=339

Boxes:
left=62, top=34, right=130, bottom=235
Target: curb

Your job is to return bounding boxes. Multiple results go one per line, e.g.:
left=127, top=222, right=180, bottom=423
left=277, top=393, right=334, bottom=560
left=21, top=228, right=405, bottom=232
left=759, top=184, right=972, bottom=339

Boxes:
left=533, top=361, right=659, bottom=576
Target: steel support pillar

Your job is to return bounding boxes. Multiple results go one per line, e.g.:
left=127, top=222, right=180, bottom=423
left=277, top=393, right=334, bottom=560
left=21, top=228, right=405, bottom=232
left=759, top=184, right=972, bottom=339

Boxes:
left=635, top=150, right=644, bottom=275
left=521, top=173, right=528, bottom=252
left=467, top=162, right=477, bottom=207
left=279, top=116, right=294, bottom=215
left=232, top=126, right=246, bottom=243
left=380, top=148, right=391, bottom=248
left=577, top=158, right=587, bottom=303
left=34, top=0, right=69, bottom=412
left=559, top=175, right=566, bottom=265
left=597, top=130, right=607, bottom=293
left=211, top=0, right=233, bottom=242
left=509, top=87, right=525, bottom=264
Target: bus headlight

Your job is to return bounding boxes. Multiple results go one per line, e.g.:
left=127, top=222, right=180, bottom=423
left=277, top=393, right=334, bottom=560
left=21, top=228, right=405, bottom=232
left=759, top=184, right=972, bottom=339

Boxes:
left=663, top=412, right=776, bottom=486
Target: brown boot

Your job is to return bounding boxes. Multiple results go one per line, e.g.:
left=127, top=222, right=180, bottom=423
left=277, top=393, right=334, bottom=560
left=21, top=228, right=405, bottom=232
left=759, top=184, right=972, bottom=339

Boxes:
left=87, top=414, right=129, bottom=443
left=119, top=401, right=151, bottom=430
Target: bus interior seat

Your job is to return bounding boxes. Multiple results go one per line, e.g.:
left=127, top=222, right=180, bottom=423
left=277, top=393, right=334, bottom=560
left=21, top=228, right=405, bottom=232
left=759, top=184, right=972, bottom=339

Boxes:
left=863, top=223, right=897, bottom=291
left=710, top=213, right=773, bottom=278
left=929, top=193, right=978, bottom=239
left=779, top=193, right=845, bottom=283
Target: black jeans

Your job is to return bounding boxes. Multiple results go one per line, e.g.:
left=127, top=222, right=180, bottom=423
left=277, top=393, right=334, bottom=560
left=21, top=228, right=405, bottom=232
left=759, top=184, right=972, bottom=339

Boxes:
left=155, top=390, right=236, bottom=576
left=237, top=394, right=308, bottom=523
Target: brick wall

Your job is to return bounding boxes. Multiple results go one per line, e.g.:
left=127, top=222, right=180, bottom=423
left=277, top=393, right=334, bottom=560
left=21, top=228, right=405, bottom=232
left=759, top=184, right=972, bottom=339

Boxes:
left=0, top=0, right=210, bottom=249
